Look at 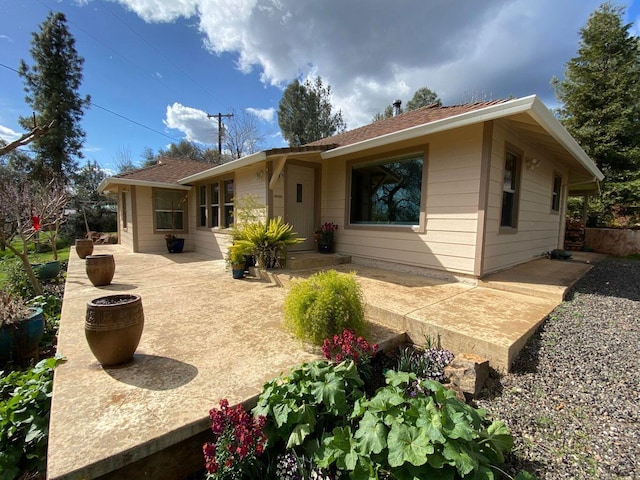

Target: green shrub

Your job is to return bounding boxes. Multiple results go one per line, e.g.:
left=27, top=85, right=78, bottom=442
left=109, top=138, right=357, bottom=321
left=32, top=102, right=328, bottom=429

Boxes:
left=0, top=355, right=65, bottom=480
left=4, top=261, right=36, bottom=299
left=316, top=370, right=520, bottom=479
left=283, top=270, right=366, bottom=345
left=253, top=360, right=364, bottom=450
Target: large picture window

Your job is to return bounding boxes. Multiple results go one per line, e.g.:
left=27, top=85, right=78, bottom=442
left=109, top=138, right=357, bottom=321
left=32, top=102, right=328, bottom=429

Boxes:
left=154, top=189, right=187, bottom=231
left=350, top=154, right=423, bottom=225
left=501, top=151, right=521, bottom=228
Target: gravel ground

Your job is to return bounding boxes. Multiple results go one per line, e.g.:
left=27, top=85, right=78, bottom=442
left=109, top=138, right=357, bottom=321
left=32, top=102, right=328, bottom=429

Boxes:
left=476, top=258, right=640, bottom=479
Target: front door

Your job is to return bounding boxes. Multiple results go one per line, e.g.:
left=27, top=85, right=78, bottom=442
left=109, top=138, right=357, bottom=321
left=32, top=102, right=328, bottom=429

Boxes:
left=286, top=164, right=315, bottom=251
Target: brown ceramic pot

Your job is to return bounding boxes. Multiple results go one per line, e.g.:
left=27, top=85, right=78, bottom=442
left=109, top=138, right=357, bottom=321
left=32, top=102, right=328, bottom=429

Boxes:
left=75, top=238, right=94, bottom=259
left=86, top=254, right=115, bottom=286
left=85, top=294, right=144, bottom=366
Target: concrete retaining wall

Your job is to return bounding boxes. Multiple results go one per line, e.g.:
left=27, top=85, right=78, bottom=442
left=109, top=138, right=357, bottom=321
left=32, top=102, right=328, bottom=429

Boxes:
left=585, top=228, right=640, bottom=256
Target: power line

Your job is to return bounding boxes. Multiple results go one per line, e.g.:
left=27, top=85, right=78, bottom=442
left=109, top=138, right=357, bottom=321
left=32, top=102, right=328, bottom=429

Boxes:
left=0, top=62, right=180, bottom=143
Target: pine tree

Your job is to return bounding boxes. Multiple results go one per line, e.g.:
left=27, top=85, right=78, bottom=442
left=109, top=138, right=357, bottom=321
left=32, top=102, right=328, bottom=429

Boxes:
left=18, top=11, right=91, bottom=182
left=552, top=3, right=640, bottom=175
left=277, top=77, right=346, bottom=146
left=405, top=87, right=441, bottom=111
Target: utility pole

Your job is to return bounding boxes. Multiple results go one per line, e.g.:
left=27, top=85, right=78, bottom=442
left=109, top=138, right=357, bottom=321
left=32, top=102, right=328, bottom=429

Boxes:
left=207, top=112, right=234, bottom=156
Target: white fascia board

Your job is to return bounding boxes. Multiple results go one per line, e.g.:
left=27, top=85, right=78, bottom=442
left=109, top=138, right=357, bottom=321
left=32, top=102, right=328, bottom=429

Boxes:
left=98, top=177, right=191, bottom=194
left=528, top=97, right=604, bottom=181
left=321, top=96, right=540, bottom=159
left=178, top=151, right=267, bottom=184
left=320, top=95, right=605, bottom=182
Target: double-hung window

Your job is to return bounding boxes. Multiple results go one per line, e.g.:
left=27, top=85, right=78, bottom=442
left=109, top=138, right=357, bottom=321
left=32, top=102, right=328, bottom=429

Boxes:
left=207, top=178, right=234, bottom=228
left=154, top=189, right=187, bottom=232
left=199, top=186, right=207, bottom=227
left=350, top=154, right=423, bottom=226
left=551, top=174, right=561, bottom=212
left=501, top=151, right=521, bottom=229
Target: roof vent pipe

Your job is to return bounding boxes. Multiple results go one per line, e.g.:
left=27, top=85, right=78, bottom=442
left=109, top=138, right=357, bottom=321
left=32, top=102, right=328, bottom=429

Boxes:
left=393, top=99, right=402, bottom=116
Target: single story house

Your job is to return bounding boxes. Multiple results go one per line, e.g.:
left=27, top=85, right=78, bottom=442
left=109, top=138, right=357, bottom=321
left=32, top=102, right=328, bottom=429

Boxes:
left=98, top=95, right=603, bottom=280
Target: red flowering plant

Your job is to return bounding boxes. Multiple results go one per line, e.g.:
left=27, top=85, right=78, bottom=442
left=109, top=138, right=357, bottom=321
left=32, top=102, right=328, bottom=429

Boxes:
left=316, top=222, right=338, bottom=246
left=202, top=399, right=267, bottom=480
left=322, top=329, right=378, bottom=382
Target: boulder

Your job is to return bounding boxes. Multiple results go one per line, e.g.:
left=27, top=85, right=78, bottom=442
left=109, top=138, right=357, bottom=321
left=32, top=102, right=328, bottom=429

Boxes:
left=444, top=353, right=489, bottom=398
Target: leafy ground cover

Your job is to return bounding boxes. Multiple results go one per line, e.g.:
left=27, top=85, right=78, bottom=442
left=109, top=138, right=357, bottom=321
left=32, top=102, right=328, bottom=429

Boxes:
left=0, top=246, right=67, bottom=480
left=202, top=330, right=535, bottom=480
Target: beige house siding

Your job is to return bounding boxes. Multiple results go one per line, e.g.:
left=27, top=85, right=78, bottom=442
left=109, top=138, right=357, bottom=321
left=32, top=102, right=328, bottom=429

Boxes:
left=190, top=163, right=269, bottom=259
left=134, top=186, right=167, bottom=253
left=117, top=186, right=134, bottom=251
left=326, top=124, right=484, bottom=276
left=482, top=120, right=569, bottom=274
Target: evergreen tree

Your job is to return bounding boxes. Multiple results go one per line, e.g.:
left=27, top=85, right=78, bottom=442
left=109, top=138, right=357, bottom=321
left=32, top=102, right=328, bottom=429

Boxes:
left=277, top=77, right=346, bottom=146
left=18, top=12, right=91, bottom=182
left=552, top=3, right=640, bottom=175
left=372, top=86, right=441, bottom=122
left=405, top=86, right=441, bottom=111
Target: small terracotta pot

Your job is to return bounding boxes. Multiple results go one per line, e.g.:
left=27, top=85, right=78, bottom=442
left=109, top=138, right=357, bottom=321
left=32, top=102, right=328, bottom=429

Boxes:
left=86, top=254, right=115, bottom=286
left=75, top=238, right=94, bottom=259
left=85, top=294, right=144, bottom=366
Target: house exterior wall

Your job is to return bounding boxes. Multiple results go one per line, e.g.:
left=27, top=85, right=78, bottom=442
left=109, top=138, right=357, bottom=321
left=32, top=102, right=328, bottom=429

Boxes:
left=117, top=186, right=134, bottom=251
left=325, top=124, right=484, bottom=277
left=481, top=120, right=569, bottom=274
left=133, top=185, right=168, bottom=253
left=191, top=163, right=269, bottom=259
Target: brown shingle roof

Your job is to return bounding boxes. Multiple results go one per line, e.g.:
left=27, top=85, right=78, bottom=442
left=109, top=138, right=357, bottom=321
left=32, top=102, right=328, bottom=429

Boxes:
left=114, top=157, right=214, bottom=185
left=306, top=99, right=510, bottom=148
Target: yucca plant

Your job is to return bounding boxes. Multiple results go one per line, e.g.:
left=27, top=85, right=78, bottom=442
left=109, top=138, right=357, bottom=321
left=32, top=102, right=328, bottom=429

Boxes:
left=235, top=217, right=304, bottom=269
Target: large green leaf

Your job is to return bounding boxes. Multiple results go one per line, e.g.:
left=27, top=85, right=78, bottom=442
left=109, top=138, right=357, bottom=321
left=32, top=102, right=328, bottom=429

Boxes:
left=415, top=397, right=446, bottom=444
left=312, top=371, right=348, bottom=415
left=354, top=410, right=387, bottom=455
left=478, top=421, right=513, bottom=464
left=387, top=423, right=434, bottom=467
left=442, top=438, right=478, bottom=476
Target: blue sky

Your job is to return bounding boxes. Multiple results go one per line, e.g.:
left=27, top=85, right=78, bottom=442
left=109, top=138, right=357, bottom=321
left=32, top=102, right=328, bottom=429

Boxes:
left=1, top=0, right=639, bottom=174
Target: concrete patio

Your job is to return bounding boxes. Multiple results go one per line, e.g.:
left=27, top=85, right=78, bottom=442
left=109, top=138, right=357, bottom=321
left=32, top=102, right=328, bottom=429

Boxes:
left=47, top=245, right=603, bottom=480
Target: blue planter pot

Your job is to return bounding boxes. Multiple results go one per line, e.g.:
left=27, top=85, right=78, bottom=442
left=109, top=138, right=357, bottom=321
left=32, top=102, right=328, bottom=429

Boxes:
left=231, top=267, right=245, bottom=279
left=318, top=243, right=333, bottom=254
left=0, top=308, right=45, bottom=362
left=32, top=261, right=60, bottom=280
left=166, top=238, right=185, bottom=253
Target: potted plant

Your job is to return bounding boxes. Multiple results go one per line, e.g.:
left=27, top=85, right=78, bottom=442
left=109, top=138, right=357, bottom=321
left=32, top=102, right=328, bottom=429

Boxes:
left=227, top=244, right=247, bottom=280
left=0, top=290, right=45, bottom=362
left=316, top=222, right=338, bottom=253
left=165, top=233, right=185, bottom=253
left=235, top=217, right=304, bottom=269
left=229, top=194, right=267, bottom=270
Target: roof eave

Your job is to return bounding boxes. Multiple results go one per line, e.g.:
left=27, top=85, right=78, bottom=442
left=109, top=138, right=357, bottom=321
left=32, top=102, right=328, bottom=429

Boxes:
left=179, top=151, right=267, bottom=184
left=320, top=95, right=605, bottom=182
left=528, top=97, right=604, bottom=181
left=320, top=96, right=541, bottom=159
left=98, top=177, right=192, bottom=193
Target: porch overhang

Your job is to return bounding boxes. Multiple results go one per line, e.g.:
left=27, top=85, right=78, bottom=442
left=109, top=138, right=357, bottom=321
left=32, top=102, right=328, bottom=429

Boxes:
left=178, top=146, right=334, bottom=186
left=98, top=177, right=192, bottom=194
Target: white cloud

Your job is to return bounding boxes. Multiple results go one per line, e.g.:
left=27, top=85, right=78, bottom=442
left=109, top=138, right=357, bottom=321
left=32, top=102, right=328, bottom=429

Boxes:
left=246, top=107, right=275, bottom=123
left=163, top=102, right=216, bottom=144
left=0, top=124, right=20, bottom=143
left=116, top=0, right=606, bottom=128
left=0, top=34, right=13, bottom=43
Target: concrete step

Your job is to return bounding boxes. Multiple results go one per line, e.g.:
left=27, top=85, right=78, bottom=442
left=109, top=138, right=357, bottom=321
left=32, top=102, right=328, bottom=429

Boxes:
left=285, top=252, right=352, bottom=270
